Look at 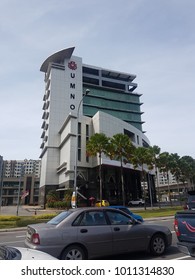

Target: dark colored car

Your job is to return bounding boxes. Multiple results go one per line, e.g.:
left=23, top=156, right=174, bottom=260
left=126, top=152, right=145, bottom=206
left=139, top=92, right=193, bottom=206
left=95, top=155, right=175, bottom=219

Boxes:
left=186, top=191, right=195, bottom=210
left=108, top=205, right=143, bottom=222
left=25, top=207, right=172, bottom=260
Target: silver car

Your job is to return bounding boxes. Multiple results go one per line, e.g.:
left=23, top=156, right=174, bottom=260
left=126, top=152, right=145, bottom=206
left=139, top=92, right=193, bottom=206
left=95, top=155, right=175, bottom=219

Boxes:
left=25, top=207, right=172, bottom=260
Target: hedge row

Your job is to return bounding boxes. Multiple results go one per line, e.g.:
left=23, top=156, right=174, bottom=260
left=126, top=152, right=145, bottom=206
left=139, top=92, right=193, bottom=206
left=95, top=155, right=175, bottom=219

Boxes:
left=46, top=201, right=70, bottom=209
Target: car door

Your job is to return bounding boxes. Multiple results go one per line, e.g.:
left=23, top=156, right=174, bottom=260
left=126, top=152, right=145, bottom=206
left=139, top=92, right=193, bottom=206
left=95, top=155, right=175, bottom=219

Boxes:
left=105, top=210, right=146, bottom=254
left=76, top=210, right=113, bottom=257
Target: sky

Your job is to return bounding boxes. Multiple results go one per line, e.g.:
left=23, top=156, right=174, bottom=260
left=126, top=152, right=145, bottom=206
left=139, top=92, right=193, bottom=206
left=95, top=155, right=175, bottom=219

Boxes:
left=1, top=0, right=195, bottom=160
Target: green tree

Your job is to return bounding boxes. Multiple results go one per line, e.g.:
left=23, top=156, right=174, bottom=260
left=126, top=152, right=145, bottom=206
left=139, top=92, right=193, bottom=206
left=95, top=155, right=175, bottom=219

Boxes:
left=131, top=146, right=153, bottom=210
left=148, top=145, right=161, bottom=207
left=108, top=134, right=135, bottom=206
left=179, top=156, right=195, bottom=189
left=86, top=133, right=109, bottom=205
left=169, top=153, right=183, bottom=204
left=158, top=152, right=174, bottom=206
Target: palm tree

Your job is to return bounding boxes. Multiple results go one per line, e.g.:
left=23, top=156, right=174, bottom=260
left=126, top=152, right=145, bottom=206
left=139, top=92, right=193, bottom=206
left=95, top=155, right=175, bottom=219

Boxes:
left=131, top=146, right=153, bottom=210
left=86, top=133, right=109, bottom=205
left=169, top=153, right=182, bottom=204
left=107, top=134, right=135, bottom=206
left=158, top=152, right=173, bottom=206
left=179, top=156, right=195, bottom=190
left=149, top=145, right=161, bottom=207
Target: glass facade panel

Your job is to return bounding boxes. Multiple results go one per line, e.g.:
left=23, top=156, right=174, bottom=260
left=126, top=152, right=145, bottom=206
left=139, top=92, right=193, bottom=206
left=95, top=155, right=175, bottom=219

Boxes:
left=83, top=87, right=142, bottom=131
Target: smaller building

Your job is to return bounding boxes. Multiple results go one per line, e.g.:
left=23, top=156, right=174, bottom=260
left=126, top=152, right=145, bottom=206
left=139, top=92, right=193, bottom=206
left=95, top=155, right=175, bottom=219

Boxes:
left=0, top=159, right=41, bottom=206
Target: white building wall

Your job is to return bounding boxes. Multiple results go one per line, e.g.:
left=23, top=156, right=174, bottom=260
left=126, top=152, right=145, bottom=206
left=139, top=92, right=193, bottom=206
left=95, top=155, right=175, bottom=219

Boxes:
left=40, top=148, right=59, bottom=186
left=59, top=137, right=72, bottom=186
left=58, top=114, right=92, bottom=186
left=92, top=111, right=150, bottom=166
left=40, top=55, right=84, bottom=188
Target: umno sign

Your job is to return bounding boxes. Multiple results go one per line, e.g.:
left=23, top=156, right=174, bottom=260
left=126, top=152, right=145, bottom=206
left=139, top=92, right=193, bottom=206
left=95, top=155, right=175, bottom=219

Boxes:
left=68, top=60, right=77, bottom=111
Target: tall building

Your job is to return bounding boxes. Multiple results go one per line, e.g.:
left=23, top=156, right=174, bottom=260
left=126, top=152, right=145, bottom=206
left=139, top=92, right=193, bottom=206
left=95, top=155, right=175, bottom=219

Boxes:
left=3, top=159, right=41, bottom=178
left=39, top=47, right=154, bottom=205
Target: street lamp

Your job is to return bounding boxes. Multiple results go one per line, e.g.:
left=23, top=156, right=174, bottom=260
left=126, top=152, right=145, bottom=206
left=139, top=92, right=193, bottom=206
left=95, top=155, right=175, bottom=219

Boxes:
left=0, top=161, right=4, bottom=213
left=16, top=163, right=25, bottom=216
left=73, top=89, right=90, bottom=208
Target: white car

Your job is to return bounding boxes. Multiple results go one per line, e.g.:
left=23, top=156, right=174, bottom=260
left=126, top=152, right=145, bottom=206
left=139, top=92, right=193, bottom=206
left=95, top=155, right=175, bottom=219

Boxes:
left=128, top=199, right=145, bottom=206
left=0, top=246, right=57, bottom=260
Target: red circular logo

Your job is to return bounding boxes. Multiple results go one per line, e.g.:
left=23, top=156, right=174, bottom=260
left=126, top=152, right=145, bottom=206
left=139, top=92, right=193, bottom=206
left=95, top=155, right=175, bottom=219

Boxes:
left=68, top=61, right=77, bottom=70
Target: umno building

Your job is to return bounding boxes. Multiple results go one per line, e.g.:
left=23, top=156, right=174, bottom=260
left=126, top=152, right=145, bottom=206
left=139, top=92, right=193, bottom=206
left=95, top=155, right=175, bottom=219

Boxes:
left=39, top=47, right=154, bottom=206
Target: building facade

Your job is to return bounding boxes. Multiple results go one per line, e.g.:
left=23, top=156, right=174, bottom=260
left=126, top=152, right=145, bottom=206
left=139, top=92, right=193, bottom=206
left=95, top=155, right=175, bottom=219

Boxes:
left=39, top=47, right=154, bottom=206
left=0, top=159, right=41, bottom=206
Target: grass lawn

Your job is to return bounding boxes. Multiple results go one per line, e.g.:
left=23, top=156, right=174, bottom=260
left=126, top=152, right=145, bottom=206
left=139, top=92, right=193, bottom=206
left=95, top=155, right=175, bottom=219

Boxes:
left=133, top=206, right=183, bottom=218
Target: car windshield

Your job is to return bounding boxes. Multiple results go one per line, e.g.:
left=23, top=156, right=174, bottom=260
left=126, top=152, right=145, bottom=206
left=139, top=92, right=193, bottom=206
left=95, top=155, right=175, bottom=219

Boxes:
left=0, top=246, right=21, bottom=260
left=47, top=211, right=71, bottom=225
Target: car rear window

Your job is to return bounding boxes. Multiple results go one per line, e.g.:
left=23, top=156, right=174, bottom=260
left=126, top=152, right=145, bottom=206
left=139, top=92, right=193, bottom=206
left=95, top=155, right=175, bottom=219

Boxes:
left=47, top=211, right=71, bottom=225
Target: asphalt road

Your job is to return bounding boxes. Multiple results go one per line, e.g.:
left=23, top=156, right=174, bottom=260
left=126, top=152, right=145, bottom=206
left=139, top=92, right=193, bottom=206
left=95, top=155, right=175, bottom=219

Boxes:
left=0, top=216, right=193, bottom=260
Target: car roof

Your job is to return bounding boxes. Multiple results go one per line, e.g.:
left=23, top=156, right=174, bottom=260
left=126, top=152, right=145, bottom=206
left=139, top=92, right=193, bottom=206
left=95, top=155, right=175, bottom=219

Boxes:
left=108, top=205, right=127, bottom=209
left=64, top=207, right=122, bottom=212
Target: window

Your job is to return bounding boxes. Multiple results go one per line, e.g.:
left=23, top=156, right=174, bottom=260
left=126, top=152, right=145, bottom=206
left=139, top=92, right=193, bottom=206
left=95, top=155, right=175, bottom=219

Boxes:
left=78, top=122, right=81, bottom=134
left=106, top=210, right=133, bottom=225
left=86, top=125, right=89, bottom=162
left=75, top=211, right=107, bottom=226
left=47, top=211, right=71, bottom=225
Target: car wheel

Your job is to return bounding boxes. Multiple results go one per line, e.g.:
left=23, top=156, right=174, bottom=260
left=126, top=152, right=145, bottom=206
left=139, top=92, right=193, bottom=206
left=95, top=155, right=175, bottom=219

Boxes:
left=149, top=234, right=166, bottom=256
left=61, top=245, right=86, bottom=260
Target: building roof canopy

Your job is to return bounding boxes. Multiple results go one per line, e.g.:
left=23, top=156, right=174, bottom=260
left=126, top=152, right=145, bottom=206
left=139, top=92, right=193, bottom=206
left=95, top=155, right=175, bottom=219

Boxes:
left=40, top=47, right=75, bottom=72
left=102, top=69, right=136, bottom=82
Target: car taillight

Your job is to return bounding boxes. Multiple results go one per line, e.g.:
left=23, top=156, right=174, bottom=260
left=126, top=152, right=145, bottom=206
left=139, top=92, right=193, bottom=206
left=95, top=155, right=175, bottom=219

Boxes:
left=32, top=233, right=40, bottom=244
left=174, top=218, right=180, bottom=236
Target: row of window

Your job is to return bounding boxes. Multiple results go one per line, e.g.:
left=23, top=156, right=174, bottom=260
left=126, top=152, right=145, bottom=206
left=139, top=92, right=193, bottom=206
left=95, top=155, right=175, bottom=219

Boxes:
left=77, top=123, right=89, bottom=163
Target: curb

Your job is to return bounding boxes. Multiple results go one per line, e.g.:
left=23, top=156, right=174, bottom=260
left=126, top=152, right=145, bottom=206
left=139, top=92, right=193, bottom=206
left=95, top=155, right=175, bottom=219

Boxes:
left=0, top=227, right=27, bottom=232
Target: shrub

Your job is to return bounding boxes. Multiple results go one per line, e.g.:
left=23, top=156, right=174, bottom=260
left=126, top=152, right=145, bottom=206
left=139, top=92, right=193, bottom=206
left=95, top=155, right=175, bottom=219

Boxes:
left=0, top=216, right=20, bottom=221
left=34, top=214, right=57, bottom=220
left=46, top=190, right=60, bottom=203
left=53, top=201, right=69, bottom=209
left=46, top=201, right=55, bottom=208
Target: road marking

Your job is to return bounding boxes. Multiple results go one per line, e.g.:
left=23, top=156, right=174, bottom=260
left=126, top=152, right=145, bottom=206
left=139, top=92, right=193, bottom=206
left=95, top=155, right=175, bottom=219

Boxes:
left=16, top=235, right=25, bottom=238
left=0, top=240, right=23, bottom=245
left=174, top=255, right=191, bottom=260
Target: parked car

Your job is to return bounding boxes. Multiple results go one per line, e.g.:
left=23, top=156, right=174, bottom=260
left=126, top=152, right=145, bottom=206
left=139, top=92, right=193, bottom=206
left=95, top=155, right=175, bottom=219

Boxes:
left=25, top=207, right=172, bottom=260
left=0, top=246, right=57, bottom=260
left=108, top=205, right=143, bottom=222
left=95, top=200, right=110, bottom=207
left=174, top=210, right=195, bottom=257
left=186, top=191, right=195, bottom=210
left=128, top=199, right=145, bottom=206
